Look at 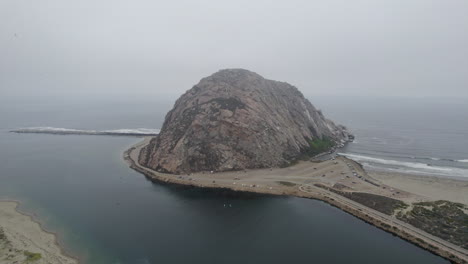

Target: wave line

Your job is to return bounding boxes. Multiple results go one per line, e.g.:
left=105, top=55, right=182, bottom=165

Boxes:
left=10, top=127, right=160, bottom=137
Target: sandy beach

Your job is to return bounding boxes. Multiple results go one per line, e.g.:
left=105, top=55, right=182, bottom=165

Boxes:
left=125, top=137, right=468, bottom=264
left=0, top=201, right=78, bottom=264
left=369, top=170, right=468, bottom=205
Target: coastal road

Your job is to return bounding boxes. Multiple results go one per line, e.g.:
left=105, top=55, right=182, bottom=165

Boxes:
left=299, top=183, right=468, bottom=262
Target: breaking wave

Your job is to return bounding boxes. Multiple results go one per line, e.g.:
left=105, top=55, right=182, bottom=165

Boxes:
left=10, top=127, right=160, bottom=136
left=339, top=153, right=468, bottom=178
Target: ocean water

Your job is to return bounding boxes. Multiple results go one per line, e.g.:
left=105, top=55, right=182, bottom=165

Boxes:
left=0, top=95, right=453, bottom=264
left=314, top=96, right=468, bottom=179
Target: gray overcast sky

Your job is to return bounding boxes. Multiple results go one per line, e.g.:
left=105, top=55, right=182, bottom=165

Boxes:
left=1, top=0, right=467, bottom=99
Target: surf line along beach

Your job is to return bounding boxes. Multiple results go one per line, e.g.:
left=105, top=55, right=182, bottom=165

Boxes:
left=125, top=137, right=468, bottom=264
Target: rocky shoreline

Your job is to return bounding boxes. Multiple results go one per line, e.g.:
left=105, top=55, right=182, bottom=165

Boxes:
left=124, top=138, right=468, bottom=264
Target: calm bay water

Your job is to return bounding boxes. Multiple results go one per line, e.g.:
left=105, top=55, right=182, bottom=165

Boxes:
left=0, top=96, right=451, bottom=263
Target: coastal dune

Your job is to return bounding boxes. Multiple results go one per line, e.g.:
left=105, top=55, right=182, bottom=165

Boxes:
left=0, top=201, right=78, bottom=264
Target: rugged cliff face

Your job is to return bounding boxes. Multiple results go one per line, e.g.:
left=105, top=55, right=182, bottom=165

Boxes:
left=139, top=69, right=350, bottom=174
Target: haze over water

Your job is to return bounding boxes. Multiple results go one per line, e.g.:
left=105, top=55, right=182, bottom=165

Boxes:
left=0, top=95, right=453, bottom=264
left=315, top=96, right=468, bottom=179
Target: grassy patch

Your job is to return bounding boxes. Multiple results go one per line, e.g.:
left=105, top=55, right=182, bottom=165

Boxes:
left=309, top=137, right=335, bottom=152
left=277, top=181, right=296, bottom=187
left=23, top=251, right=42, bottom=262
left=282, top=137, right=336, bottom=167
left=305, top=137, right=335, bottom=157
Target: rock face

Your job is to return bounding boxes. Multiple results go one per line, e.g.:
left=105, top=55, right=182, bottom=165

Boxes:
left=139, top=69, right=350, bottom=174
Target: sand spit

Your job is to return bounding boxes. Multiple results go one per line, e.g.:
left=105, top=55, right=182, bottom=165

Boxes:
left=0, top=201, right=78, bottom=264
left=125, top=138, right=468, bottom=264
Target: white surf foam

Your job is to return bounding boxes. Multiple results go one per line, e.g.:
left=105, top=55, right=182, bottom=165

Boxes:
left=339, top=153, right=468, bottom=178
left=102, top=128, right=160, bottom=135
left=12, top=127, right=160, bottom=136
left=458, top=159, right=468, bottom=163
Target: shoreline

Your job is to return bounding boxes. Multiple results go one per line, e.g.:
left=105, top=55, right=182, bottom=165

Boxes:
left=124, top=137, right=468, bottom=264
left=0, top=199, right=79, bottom=264
left=364, top=165, right=468, bottom=183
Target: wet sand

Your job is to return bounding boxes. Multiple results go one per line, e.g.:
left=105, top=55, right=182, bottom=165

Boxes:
left=0, top=201, right=78, bottom=264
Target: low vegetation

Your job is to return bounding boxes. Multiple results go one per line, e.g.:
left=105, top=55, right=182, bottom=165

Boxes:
left=1, top=228, right=44, bottom=263
left=277, top=181, right=296, bottom=187
left=0, top=227, right=5, bottom=240
left=305, top=137, right=335, bottom=157
left=0, top=227, right=11, bottom=249
left=23, top=250, right=42, bottom=262
left=396, top=200, right=468, bottom=249
left=337, top=191, right=408, bottom=215
left=315, top=184, right=408, bottom=215
left=282, top=137, right=336, bottom=167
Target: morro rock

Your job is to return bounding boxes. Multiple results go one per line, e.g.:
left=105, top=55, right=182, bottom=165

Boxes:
left=139, top=69, right=350, bottom=174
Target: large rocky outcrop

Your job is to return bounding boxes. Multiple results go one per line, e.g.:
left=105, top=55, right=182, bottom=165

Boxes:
left=139, top=69, right=350, bottom=174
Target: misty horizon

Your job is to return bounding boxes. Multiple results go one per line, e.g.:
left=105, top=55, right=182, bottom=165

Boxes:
left=1, top=0, right=467, bottom=100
